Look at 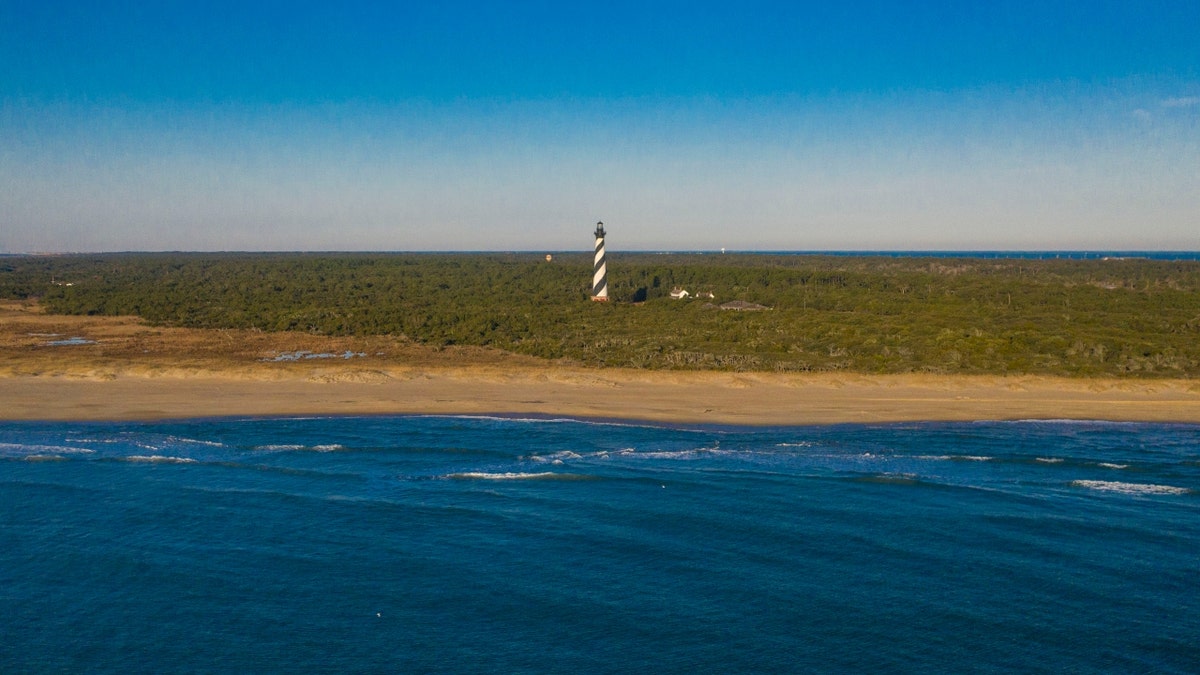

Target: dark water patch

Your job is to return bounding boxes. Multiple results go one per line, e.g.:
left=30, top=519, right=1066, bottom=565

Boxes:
left=42, top=336, right=95, bottom=346
left=260, top=350, right=366, bottom=361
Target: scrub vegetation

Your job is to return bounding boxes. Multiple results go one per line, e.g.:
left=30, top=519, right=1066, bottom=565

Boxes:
left=3, top=252, right=1199, bottom=376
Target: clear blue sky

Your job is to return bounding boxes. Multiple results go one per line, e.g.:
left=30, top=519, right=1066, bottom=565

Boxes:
left=3, top=1, right=1198, bottom=251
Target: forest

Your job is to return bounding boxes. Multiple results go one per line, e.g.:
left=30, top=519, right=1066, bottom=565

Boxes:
left=3, top=252, right=1200, bottom=376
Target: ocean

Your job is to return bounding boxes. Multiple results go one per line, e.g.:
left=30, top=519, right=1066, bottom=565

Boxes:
left=2, top=415, right=1198, bottom=673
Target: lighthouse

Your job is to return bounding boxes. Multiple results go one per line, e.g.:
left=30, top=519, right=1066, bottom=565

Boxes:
left=592, top=221, right=608, bottom=301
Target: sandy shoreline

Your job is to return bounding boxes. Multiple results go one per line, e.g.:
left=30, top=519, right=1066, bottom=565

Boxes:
left=2, top=302, right=1198, bottom=425
left=4, top=368, right=1200, bottom=425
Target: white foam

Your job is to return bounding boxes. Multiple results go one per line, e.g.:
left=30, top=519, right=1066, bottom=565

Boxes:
left=1071, top=480, right=1188, bottom=495
left=1097, top=463, right=1129, bottom=469
left=619, top=447, right=729, bottom=460
left=1036, top=457, right=1064, bottom=464
left=167, top=436, right=224, bottom=447
left=528, top=450, right=582, bottom=463
left=917, top=454, right=993, bottom=462
left=776, top=442, right=814, bottom=448
left=256, top=444, right=305, bottom=451
left=0, top=442, right=95, bottom=456
left=126, top=455, right=198, bottom=464
left=999, top=419, right=1139, bottom=426
left=312, top=444, right=346, bottom=452
left=446, top=471, right=574, bottom=480
left=418, top=414, right=715, bottom=433
left=433, top=414, right=579, bottom=424
left=23, top=454, right=68, bottom=462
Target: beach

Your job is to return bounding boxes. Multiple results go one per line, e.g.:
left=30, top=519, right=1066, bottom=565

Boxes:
left=3, top=302, right=1199, bottom=424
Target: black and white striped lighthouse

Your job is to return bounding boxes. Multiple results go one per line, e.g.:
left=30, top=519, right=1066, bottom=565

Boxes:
left=591, top=221, right=608, bottom=301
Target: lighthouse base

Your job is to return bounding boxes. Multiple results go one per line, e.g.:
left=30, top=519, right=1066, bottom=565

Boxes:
left=590, top=296, right=609, bottom=302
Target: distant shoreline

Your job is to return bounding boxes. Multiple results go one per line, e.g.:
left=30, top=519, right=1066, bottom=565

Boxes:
left=6, top=250, right=1200, bottom=259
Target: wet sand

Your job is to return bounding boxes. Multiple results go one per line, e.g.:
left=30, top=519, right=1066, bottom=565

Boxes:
left=3, top=302, right=1199, bottom=425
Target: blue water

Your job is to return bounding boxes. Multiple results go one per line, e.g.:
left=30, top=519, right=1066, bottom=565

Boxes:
left=2, top=416, right=1198, bottom=673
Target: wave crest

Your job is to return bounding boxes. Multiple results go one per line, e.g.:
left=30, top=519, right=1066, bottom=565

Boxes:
left=0, top=442, right=95, bottom=457
left=446, top=472, right=586, bottom=481
left=1071, top=480, right=1188, bottom=495
left=126, top=455, right=198, bottom=464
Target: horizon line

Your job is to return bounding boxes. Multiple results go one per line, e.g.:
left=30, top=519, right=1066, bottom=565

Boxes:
left=5, top=249, right=1200, bottom=257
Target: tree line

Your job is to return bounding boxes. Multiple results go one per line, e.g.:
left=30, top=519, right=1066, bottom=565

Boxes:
left=3, top=252, right=1199, bottom=376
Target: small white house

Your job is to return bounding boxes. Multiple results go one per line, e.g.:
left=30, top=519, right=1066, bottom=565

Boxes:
left=670, top=288, right=689, bottom=299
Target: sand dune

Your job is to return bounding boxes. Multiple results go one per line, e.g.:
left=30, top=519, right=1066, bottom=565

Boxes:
left=2, top=301, right=1198, bottom=424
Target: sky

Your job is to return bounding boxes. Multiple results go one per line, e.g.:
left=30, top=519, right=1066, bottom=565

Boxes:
left=2, top=1, right=1198, bottom=252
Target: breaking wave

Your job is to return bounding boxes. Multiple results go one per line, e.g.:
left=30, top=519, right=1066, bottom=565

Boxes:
left=445, top=471, right=588, bottom=481
left=256, top=444, right=347, bottom=452
left=0, top=442, right=95, bottom=457
left=125, top=455, right=199, bottom=464
left=1070, top=480, right=1189, bottom=495
left=166, top=436, right=225, bottom=447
